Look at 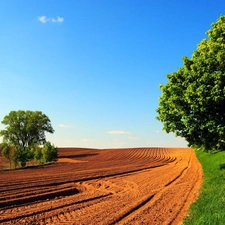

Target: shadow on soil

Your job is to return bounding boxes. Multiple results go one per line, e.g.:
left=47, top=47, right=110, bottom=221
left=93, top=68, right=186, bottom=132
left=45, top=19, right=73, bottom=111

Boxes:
left=58, top=153, right=99, bottom=159
left=1, top=187, right=79, bottom=208
left=0, top=162, right=56, bottom=172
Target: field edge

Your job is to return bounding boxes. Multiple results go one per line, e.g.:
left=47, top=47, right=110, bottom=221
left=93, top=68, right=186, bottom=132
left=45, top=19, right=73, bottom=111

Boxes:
left=183, top=150, right=225, bottom=225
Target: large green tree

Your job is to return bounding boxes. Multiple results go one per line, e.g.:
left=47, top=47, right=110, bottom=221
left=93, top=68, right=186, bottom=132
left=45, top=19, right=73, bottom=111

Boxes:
left=156, top=15, right=225, bottom=151
left=0, top=110, right=54, bottom=166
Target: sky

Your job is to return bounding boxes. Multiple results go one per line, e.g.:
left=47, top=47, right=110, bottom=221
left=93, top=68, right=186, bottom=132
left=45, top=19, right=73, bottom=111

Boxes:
left=0, top=0, right=225, bottom=149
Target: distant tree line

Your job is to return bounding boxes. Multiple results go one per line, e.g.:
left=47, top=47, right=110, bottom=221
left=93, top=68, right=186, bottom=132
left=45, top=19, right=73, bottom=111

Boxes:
left=0, top=110, right=57, bottom=169
left=0, top=142, right=57, bottom=168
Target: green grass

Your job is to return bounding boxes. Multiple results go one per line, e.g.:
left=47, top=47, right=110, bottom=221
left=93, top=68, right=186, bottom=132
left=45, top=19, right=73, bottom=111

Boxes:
left=184, top=150, right=225, bottom=225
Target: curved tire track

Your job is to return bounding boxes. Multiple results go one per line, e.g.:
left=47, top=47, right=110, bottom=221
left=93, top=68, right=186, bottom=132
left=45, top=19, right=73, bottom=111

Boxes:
left=0, top=147, right=202, bottom=225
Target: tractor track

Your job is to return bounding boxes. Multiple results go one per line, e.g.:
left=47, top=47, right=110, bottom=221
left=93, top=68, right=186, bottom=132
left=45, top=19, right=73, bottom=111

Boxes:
left=0, top=147, right=202, bottom=225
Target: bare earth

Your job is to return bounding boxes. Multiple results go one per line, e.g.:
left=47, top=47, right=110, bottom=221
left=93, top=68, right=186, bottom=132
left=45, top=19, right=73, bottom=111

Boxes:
left=0, top=147, right=202, bottom=225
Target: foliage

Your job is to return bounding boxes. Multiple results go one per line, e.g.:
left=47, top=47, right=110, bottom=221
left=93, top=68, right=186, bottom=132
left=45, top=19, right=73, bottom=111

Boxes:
left=183, top=150, right=225, bottom=224
left=32, top=142, right=57, bottom=164
left=1, top=142, right=57, bottom=168
left=42, top=142, right=58, bottom=163
left=0, top=110, right=55, bottom=168
left=0, top=110, right=54, bottom=148
left=33, top=146, right=44, bottom=164
left=156, top=15, right=225, bottom=151
left=0, top=142, right=17, bottom=168
left=1, top=142, right=10, bottom=161
left=16, top=146, right=33, bottom=168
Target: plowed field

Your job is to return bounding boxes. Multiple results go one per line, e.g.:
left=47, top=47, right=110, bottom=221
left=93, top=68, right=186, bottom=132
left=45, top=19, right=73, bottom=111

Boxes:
left=0, top=147, right=202, bottom=225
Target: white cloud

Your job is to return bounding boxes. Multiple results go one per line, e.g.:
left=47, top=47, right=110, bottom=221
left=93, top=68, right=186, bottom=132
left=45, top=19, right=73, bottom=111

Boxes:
left=155, top=130, right=160, bottom=133
left=38, top=16, right=48, bottom=23
left=81, top=138, right=92, bottom=142
left=175, top=136, right=185, bottom=141
left=107, top=130, right=130, bottom=135
left=38, top=16, right=64, bottom=23
left=58, top=124, right=73, bottom=128
left=52, top=16, right=64, bottom=23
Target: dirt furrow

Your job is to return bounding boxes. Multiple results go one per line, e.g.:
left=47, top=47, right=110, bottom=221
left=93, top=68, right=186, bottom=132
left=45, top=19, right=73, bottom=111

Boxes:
left=0, top=147, right=202, bottom=225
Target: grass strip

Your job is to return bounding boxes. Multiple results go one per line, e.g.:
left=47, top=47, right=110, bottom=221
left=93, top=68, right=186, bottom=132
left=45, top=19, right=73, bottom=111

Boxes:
left=184, top=150, right=225, bottom=225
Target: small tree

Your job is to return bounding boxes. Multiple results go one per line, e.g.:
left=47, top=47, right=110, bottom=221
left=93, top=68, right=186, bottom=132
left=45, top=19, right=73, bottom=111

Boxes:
left=33, top=146, right=44, bottom=165
left=0, top=143, right=19, bottom=169
left=16, top=146, right=32, bottom=168
left=0, top=110, right=55, bottom=167
left=42, top=142, right=58, bottom=163
left=1, top=143, right=11, bottom=168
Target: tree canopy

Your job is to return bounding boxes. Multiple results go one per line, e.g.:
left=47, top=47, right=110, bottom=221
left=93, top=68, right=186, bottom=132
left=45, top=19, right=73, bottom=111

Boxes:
left=0, top=110, right=56, bottom=168
left=0, top=110, right=54, bottom=148
left=156, top=15, right=225, bottom=151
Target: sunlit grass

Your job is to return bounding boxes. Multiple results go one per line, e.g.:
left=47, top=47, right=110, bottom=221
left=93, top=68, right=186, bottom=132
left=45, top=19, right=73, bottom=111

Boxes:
left=184, top=150, right=225, bottom=225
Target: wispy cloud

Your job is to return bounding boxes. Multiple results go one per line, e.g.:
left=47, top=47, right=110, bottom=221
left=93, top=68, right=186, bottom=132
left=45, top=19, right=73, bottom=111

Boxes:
left=58, top=124, right=73, bottom=128
left=38, top=16, right=47, bottom=23
left=175, top=136, right=185, bottom=141
left=107, top=130, right=130, bottom=135
left=52, top=16, right=64, bottom=23
left=38, top=16, right=64, bottom=23
left=81, top=138, right=92, bottom=142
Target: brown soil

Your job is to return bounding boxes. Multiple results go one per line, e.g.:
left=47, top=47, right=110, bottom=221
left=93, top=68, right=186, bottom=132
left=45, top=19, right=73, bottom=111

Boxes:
left=0, top=147, right=202, bottom=225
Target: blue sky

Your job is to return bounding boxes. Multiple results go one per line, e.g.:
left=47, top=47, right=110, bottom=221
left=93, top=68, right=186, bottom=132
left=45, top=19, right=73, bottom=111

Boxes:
left=0, top=1, right=225, bottom=148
